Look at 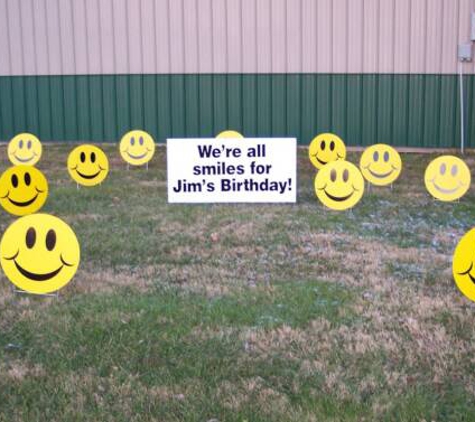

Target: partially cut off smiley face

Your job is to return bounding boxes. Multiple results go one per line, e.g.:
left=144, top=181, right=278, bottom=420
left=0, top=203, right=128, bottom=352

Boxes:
left=308, top=133, right=346, bottom=170
left=0, top=214, right=80, bottom=294
left=314, top=160, right=365, bottom=210
left=68, top=145, right=109, bottom=186
left=216, top=130, right=244, bottom=139
left=453, top=227, right=475, bottom=303
left=0, top=166, right=48, bottom=216
left=424, top=155, right=470, bottom=202
left=120, top=130, right=156, bottom=166
left=8, top=133, right=42, bottom=166
left=360, top=144, right=402, bottom=186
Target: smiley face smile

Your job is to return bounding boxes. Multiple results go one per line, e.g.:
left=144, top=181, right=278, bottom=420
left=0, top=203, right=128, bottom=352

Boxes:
left=322, top=188, right=356, bottom=202
left=13, top=152, right=37, bottom=163
left=3, top=249, right=73, bottom=282
left=458, top=262, right=475, bottom=285
left=365, top=166, right=398, bottom=179
left=313, top=153, right=344, bottom=167
left=15, top=261, right=63, bottom=281
left=1, top=186, right=45, bottom=208
left=430, top=180, right=464, bottom=195
left=125, top=149, right=151, bottom=160
left=7, top=193, right=40, bottom=207
left=314, top=155, right=328, bottom=166
left=73, top=167, right=105, bottom=180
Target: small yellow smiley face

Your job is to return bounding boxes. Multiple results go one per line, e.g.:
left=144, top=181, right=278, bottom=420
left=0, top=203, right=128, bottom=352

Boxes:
left=360, top=144, right=402, bottom=186
left=0, top=214, right=80, bottom=295
left=424, top=156, right=470, bottom=202
left=309, top=133, right=346, bottom=170
left=8, top=133, right=42, bottom=166
left=67, top=145, right=109, bottom=186
left=314, top=160, right=365, bottom=210
left=119, top=130, right=156, bottom=166
left=0, top=166, right=48, bottom=216
left=216, top=130, right=244, bottom=139
left=453, top=227, right=475, bottom=303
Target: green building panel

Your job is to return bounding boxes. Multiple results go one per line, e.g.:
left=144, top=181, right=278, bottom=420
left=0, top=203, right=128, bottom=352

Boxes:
left=0, top=74, right=472, bottom=147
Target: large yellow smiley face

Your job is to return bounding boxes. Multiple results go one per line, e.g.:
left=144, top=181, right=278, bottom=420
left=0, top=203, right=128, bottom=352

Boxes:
left=119, top=130, right=156, bottom=166
left=360, top=144, right=402, bottom=186
left=0, top=166, right=48, bottom=216
left=8, top=133, right=42, bottom=166
left=424, top=156, right=470, bottom=202
left=314, top=160, right=365, bottom=210
left=0, top=214, right=80, bottom=295
left=309, top=133, right=346, bottom=170
left=453, top=227, right=475, bottom=303
left=67, top=145, right=109, bottom=186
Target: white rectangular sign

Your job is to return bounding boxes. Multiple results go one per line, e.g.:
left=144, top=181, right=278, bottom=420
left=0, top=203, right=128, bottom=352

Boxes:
left=167, top=138, right=297, bottom=203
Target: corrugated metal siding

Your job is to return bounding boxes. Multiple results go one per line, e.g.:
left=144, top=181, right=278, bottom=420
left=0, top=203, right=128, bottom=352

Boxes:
left=0, top=0, right=474, bottom=147
left=0, top=74, right=472, bottom=147
left=1, top=0, right=474, bottom=76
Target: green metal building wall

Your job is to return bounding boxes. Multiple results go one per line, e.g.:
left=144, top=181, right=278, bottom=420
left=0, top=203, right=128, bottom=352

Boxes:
left=0, top=74, right=472, bottom=147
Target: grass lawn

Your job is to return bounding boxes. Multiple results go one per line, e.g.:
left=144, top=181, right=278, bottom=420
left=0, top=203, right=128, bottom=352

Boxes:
left=1, top=145, right=475, bottom=421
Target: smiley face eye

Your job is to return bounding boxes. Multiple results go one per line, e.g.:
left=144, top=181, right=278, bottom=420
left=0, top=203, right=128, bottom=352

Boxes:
left=91, top=152, right=96, bottom=163
left=24, top=172, right=31, bottom=186
left=330, top=169, right=337, bottom=182
left=320, top=141, right=325, bottom=151
left=440, top=163, right=446, bottom=175
left=131, top=137, right=135, bottom=146
left=373, top=151, right=379, bottom=162
left=342, top=169, right=349, bottom=182
left=27, top=140, right=32, bottom=149
left=383, top=151, right=390, bottom=162
left=330, top=141, right=335, bottom=151
left=80, top=152, right=86, bottom=163
left=19, top=140, right=24, bottom=149
left=26, top=227, right=36, bottom=249
left=11, top=174, right=18, bottom=188
left=46, top=229, right=56, bottom=251
left=139, top=136, right=144, bottom=146
left=452, top=165, right=458, bottom=176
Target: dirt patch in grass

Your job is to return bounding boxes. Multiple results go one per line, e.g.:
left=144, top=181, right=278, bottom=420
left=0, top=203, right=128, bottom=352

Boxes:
left=0, top=360, right=46, bottom=381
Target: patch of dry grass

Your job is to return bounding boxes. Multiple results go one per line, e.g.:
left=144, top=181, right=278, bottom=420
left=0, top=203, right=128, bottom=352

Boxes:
left=1, top=145, right=475, bottom=420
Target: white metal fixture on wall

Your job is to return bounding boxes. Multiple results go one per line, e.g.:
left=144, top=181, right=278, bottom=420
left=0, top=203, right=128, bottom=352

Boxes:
left=458, top=11, right=475, bottom=154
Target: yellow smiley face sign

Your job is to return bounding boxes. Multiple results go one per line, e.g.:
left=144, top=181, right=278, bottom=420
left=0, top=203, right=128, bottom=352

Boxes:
left=360, top=144, right=402, bottom=186
left=314, top=160, right=365, bottom=210
left=67, top=145, right=109, bottom=186
left=309, top=133, right=346, bottom=170
left=0, top=214, right=80, bottom=294
left=424, top=156, right=470, bottom=202
left=216, top=130, right=244, bottom=139
left=119, top=130, right=156, bottom=166
left=0, top=166, right=48, bottom=216
left=8, top=133, right=42, bottom=166
left=453, top=227, right=475, bottom=303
